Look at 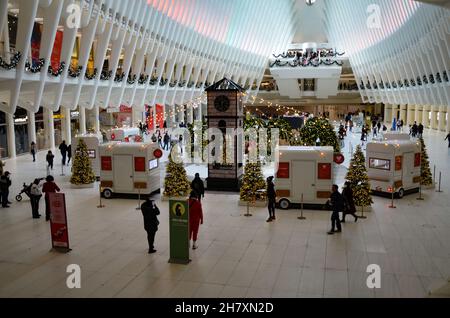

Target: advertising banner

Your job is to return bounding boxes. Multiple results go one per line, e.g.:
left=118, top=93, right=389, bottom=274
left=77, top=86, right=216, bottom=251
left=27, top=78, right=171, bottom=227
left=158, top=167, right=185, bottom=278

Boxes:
left=169, top=199, right=190, bottom=264
left=48, top=193, right=70, bottom=250
left=146, top=104, right=164, bottom=131
left=50, top=30, right=63, bottom=71
left=31, top=23, right=42, bottom=66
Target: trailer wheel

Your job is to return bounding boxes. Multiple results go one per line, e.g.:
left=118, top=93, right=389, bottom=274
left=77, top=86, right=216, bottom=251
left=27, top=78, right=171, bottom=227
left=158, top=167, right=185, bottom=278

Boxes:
left=398, top=188, right=405, bottom=199
left=103, top=189, right=113, bottom=199
left=279, top=199, right=291, bottom=210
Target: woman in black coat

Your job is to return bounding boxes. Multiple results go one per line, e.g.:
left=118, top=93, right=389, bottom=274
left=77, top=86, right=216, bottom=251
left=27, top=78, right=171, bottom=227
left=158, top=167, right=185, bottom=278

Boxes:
left=341, top=182, right=358, bottom=223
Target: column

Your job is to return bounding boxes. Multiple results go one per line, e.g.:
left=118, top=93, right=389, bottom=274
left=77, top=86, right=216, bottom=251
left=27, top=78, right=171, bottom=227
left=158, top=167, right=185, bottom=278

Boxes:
left=430, top=106, right=438, bottom=130
left=446, top=106, right=450, bottom=133
left=6, top=113, right=16, bottom=159
left=79, top=107, right=86, bottom=135
left=384, top=104, right=391, bottom=124
left=27, top=111, right=37, bottom=146
left=178, top=105, right=185, bottom=125
left=422, top=105, right=430, bottom=128
left=438, top=106, right=446, bottom=132
left=188, top=106, right=194, bottom=124
left=399, top=105, right=407, bottom=123
left=391, top=104, right=398, bottom=124
left=47, top=109, right=55, bottom=149
left=414, top=105, right=422, bottom=124
left=93, top=105, right=100, bottom=134
left=62, top=107, right=71, bottom=143
left=406, top=105, right=415, bottom=125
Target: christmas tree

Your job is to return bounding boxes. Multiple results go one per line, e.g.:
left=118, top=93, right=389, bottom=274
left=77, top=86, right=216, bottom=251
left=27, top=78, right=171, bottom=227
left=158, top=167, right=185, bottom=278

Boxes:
left=345, top=145, right=373, bottom=207
left=240, top=161, right=267, bottom=202
left=163, top=151, right=191, bottom=197
left=419, top=137, right=433, bottom=186
left=70, top=139, right=96, bottom=185
left=299, top=117, right=341, bottom=152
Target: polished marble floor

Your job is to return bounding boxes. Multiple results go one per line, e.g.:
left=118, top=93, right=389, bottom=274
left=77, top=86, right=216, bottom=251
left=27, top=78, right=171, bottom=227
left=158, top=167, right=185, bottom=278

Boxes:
left=0, top=129, right=449, bottom=298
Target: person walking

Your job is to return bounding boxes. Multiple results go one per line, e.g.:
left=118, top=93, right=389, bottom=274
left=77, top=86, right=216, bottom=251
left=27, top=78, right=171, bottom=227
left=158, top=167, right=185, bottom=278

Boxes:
left=445, top=132, right=450, bottom=148
left=191, top=173, right=205, bottom=202
left=42, top=175, right=60, bottom=221
left=30, top=179, right=43, bottom=219
left=67, top=145, right=72, bottom=166
left=0, top=172, right=12, bottom=208
left=377, top=121, right=381, bottom=133
left=267, top=176, right=276, bottom=222
left=341, top=182, right=358, bottom=223
left=59, top=140, right=68, bottom=165
left=46, top=150, right=54, bottom=173
left=30, top=141, right=37, bottom=162
left=163, top=132, right=170, bottom=151
left=141, top=198, right=160, bottom=254
left=418, top=123, right=424, bottom=138
left=327, top=185, right=344, bottom=235
left=189, top=192, right=204, bottom=250
left=0, top=159, right=4, bottom=176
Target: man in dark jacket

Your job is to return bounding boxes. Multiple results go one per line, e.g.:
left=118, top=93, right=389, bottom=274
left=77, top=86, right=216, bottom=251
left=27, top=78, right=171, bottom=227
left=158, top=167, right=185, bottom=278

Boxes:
left=0, top=172, right=12, bottom=208
left=267, top=176, right=276, bottom=222
left=418, top=123, right=424, bottom=138
left=59, top=140, right=68, bottom=165
left=191, top=173, right=205, bottom=202
left=141, top=198, right=160, bottom=254
left=327, top=185, right=344, bottom=235
left=445, top=132, right=450, bottom=148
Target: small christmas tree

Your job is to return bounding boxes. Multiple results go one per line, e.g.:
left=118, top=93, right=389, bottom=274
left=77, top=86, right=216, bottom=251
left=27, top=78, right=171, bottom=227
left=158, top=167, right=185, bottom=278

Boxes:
left=419, top=137, right=433, bottom=186
left=299, top=117, right=341, bottom=152
left=163, top=151, right=191, bottom=197
left=70, top=139, right=96, bottom=185
left=240, top=161, right=267, bottom=202
left=345, top=145, right=373, bottom=208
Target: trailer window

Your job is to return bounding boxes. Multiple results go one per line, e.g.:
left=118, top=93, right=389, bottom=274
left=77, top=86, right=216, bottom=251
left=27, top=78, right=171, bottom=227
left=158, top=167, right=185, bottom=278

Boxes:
left=369, top=158, right=391, bottom=171
left=135, top=157, right=146, bottom=172
left=414, top=153, right=421, bottom=167
left=395, top=156, right=402, bottom=171
left=318, top=163, right=332, bottom=180
left=101, top=156, right=112, bottom=171
left=277, top=162, right=290, bottom=179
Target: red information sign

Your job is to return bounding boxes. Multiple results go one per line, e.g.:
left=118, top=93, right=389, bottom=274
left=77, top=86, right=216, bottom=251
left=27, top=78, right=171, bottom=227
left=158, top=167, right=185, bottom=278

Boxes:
left=49, top=193, right=70, bottom=250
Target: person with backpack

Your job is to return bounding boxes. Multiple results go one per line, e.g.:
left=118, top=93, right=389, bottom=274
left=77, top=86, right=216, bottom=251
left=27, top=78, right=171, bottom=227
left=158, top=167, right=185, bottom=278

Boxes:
left=30, top=179, right=43, bottom=219
left=327, top=185, right=344, bottom=235
left=189, top=191, right=204, bottom=250
left=341, top=182, right=358, bottom=223
left=191, top=173, right=205, bottom=202
left=141, top=198, right=160, bottom=254
left=67, top=145, right=72, bottom=166
left=163, top=132, right=170, bottom=151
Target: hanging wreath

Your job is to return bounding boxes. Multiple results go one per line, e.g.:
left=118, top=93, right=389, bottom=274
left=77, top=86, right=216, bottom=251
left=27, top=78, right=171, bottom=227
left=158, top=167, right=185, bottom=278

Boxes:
left=114, top=72, right=125, bottom=82
left=195, top=82, right=204, bottom=89
left=85, top=68, right=97, bottom=80
left=159, top=78, right=168, bottom=86
left=169, top=80, right=178, bottom=88
left=25, top=58, right=45, bottom=73
left=138, top=74, right=149, bottom=85
left=100, top=70, right=113, bottom=81
left=68, top=65, right=83, bottom=78
left=436, top=72, right=442, bottom=83
left=416, top=76, right=422, bottom=86
left=0, top=51, right=21, bottom=70
left=187, top=81, right=194, bottom=88
left=48, top=61, right=66, bottom=77
left=127, top=74, right=137, bottom=84
left=443, top=71, right=448, bottom=83
left=178, top=80, right=186, bottom=88
left=149, top=76, right=157, bottom=85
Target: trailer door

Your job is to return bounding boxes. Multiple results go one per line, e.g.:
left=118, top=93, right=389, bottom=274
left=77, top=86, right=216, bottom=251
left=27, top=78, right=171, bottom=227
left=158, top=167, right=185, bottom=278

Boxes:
left=293, top=161, right=316, bottom=201
left=114, top=155, right=134, bottom=192
left=403, top=152, right=414, bottom=189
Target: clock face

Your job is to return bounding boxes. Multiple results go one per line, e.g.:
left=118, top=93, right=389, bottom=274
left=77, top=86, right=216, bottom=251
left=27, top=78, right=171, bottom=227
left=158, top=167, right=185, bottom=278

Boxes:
left=214, top=95, right=230, bottom=112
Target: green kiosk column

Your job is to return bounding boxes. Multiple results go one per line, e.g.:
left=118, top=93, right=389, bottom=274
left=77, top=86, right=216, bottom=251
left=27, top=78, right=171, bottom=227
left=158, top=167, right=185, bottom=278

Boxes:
left=169, top=199, right=190, bottom=264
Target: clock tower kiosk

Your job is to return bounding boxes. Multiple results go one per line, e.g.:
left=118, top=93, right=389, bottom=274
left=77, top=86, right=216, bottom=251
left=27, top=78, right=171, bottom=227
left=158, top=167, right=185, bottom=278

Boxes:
left=205, top=78, right=245, bottom=192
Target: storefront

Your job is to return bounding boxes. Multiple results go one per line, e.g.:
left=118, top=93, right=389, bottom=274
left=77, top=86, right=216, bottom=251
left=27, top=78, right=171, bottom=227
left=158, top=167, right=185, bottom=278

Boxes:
left=0, top=112, right=8, bottom=158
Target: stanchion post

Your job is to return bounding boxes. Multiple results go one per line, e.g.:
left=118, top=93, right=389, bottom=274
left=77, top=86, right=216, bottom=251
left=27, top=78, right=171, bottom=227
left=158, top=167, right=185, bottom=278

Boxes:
left=298, top=193, right=306, bottom=220
left=389, top=186, right=396, bottom=209
left=97, top=182, right=105, bottom=208
left=136, top=187, right=142, bottom=210
left=436, top=172, right=443, bottom=193
left=433, top=165, right=436, bottom=186
left=60, top=162, right=65, bottom=176
left=244, top=199, right=253, bottom=217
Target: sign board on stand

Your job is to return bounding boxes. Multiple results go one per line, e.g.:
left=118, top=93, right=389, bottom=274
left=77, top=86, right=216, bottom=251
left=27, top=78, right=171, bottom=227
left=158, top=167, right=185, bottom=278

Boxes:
left=49, top=193, right=71, bottom=253
left=169, top=199, right=190, bottom=265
